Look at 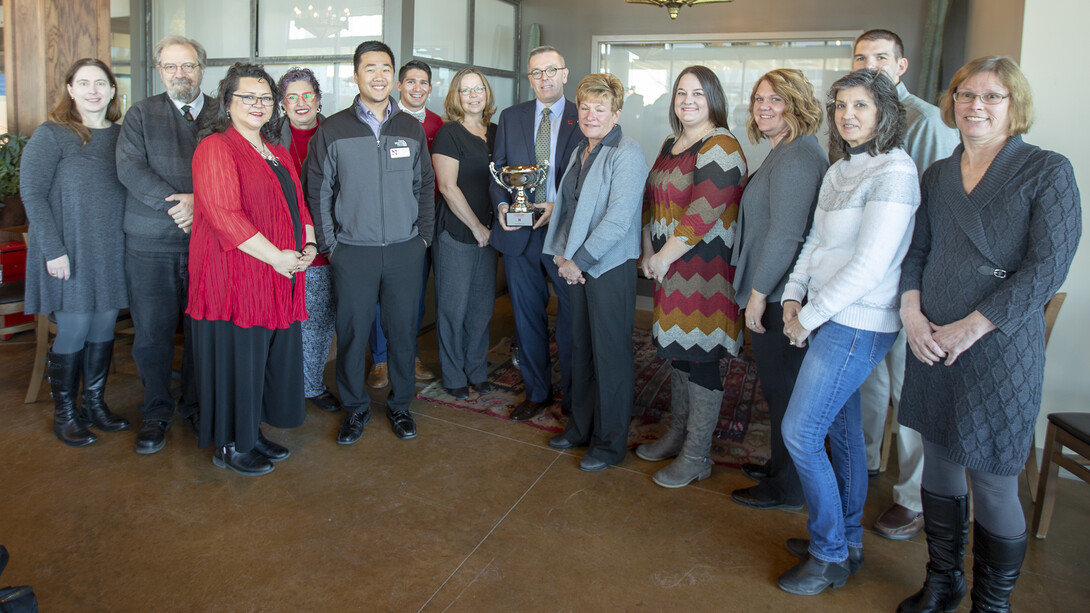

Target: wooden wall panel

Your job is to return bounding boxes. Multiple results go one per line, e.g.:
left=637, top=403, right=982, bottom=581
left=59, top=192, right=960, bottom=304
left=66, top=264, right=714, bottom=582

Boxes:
left=5, top=0, right=110, bottom=135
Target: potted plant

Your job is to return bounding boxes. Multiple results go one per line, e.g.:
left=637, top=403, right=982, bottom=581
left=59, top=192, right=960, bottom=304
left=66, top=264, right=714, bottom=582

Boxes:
left=0, top=132, right=29, bottom=227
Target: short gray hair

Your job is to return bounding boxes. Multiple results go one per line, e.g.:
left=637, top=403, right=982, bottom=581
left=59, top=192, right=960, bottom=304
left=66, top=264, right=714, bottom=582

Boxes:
left=153, top=35, right=207, bottom=68
left=528, top=45, right=564, bottom=63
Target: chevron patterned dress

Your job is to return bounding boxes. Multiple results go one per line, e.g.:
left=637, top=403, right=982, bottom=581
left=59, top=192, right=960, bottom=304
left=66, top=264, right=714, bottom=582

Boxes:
left=642, top=128, right=747, bottom=361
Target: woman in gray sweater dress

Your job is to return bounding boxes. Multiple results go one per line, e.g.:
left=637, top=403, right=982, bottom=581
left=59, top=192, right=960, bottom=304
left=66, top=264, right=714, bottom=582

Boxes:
left=21, top=58, right=130, bottom=447
left=897, top=57, right=1081, bottom=613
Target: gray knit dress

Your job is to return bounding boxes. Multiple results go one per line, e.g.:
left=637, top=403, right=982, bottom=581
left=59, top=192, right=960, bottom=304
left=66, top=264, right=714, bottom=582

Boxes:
left=20, top=121, right=128, bottom=314
left=898, top=136, right=1081, bottom=476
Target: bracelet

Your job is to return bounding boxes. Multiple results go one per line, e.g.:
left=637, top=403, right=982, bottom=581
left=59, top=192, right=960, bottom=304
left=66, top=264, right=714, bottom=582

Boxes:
left=303, top=242, right=318, bottom=253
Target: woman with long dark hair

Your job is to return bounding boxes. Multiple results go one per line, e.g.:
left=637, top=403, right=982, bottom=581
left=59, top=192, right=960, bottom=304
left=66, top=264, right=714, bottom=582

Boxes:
left=775, top=69, right=919, bottom=595
left=188, top=62, right=315, bottom=476
left=637, top=65, right=747, bottom=488
left=21, top=58, right=130, bottom=447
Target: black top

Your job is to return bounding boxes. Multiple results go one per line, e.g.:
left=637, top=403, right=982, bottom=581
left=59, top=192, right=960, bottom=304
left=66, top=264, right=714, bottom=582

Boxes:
left=267, top=159, right=303, bottom=251
left=557, top=125, right=622, bottom=244
left=432, top=121, right=497, bottom=244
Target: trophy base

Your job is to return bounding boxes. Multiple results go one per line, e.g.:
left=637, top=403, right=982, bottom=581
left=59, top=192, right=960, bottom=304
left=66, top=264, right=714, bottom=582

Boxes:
left=506, top=211, right=538, bottom=227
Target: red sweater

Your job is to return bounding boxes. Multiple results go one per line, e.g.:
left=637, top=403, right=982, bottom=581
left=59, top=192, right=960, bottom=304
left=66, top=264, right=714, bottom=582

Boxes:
left=187, top=127, right=312, bottom=328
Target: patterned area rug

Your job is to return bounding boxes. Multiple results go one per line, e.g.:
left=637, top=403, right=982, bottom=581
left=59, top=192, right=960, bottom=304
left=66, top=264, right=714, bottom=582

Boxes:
left=416, top=328, right=770, bottom=468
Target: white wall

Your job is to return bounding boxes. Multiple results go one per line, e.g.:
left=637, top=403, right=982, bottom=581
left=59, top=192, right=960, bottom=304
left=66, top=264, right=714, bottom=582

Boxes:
left=1020, top=0, right=1090, bottom=444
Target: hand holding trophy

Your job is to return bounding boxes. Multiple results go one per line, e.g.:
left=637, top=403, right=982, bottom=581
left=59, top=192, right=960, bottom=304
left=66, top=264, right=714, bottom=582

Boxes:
left=490, top=162, right=549, bottom=228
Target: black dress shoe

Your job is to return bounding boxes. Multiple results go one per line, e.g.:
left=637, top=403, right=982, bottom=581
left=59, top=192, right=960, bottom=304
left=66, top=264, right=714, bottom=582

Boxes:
left=253, top=430, right=291, bottom=462
left=387, top=410, right=417, bottom=440
left=509, top=396, right=552, bottom=422
left=731, top=485, right=804, bottom=510
left=307, top=391, right=342, bottom=412
left=134, top=419, right=169, bottom=455
left=181, top=411, right=200, bottom=438
left=741, top=462, right=769, bottom=481
left=337, top=410, right=371, bottom=445
left=785, top=538, right=864, bottom=574
left=444, top=386, right=470, bottom=400
left=471, top=381, right=493, bottom=395
left=548, top=434, right=576, bottom=450
left=213, top=443, right=274, bottom=476
left=777, top=556, right=851, bottom=596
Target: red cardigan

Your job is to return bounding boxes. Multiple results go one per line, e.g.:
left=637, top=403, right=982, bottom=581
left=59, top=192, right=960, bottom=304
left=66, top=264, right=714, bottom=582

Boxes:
left=187, top=127, right=312, bottom=328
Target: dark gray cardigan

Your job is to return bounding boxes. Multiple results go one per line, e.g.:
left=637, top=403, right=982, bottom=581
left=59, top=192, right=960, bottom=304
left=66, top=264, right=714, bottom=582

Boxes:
left=116, top=92, right=210, bottom=252
left=731, top=134, right=828, bottom=303
left=898, top=136, right=1082, bottom=475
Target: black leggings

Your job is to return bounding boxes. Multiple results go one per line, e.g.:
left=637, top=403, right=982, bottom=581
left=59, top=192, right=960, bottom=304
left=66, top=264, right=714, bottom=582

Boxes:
left=921, top=439, right=1025, bottom=537
left=671, top=359, right=723, bottom=391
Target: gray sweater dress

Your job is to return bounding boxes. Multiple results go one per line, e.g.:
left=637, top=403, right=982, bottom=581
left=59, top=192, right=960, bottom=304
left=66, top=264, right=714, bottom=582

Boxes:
left=20, top=121, right=128, bottom=314
left=898, top=136, right=1082, bottom=476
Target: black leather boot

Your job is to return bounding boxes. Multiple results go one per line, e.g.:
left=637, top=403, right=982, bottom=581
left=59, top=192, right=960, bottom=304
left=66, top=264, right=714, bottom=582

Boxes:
left=970, top=524, right=1027, bottom=613
left=77, top=340, right=130, bottom=432
left=49, top=349, right=96, bottom=447
left=898, top=489, right=970, bottom=613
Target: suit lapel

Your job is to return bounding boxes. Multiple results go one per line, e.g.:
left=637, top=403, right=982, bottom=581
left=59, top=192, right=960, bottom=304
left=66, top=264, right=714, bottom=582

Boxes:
left=556, top=100, right=579, bottom=189
left=520, top=102, right=536, bottom=162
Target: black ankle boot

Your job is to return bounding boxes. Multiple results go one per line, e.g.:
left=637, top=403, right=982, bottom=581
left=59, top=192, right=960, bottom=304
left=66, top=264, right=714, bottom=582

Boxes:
left=970, top=524, right=1027, bottom=613
left=898, top=489, right=970, bottom=613
left=78, top=340, right=130, bottom=432
left=49, top=349, right=96, bottom=447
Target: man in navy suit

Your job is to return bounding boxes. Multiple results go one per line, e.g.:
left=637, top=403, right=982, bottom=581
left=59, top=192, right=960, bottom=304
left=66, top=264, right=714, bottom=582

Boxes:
left=490, top=45, right=581, bottom=421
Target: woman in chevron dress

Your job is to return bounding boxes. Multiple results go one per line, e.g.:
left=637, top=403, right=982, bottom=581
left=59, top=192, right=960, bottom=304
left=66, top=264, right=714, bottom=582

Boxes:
left=637, top=65, right=747, bottom=489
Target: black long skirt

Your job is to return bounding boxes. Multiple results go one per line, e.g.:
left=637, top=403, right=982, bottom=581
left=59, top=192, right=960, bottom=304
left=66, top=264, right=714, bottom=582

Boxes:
left=192, top=318, right=305, bottom=453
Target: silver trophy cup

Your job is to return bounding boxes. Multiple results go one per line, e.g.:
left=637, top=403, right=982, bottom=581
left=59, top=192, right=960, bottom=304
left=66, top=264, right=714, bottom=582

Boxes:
left=489, top=162, right=549, bottom=227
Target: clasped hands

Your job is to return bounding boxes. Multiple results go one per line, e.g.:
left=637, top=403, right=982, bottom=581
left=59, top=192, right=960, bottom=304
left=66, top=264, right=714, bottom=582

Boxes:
left=273, top=247, right=317, bottom=278
left=555, top=256, right=585, bottom=285
left=782, top=300, right=811, bottom=348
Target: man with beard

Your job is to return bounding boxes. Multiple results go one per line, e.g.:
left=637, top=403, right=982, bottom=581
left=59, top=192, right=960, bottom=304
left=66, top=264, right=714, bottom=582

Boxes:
left=116, top=35, right=211, bottom=454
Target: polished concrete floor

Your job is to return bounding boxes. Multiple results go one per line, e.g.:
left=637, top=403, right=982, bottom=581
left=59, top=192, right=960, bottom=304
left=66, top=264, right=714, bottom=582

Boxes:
left=1, top=300, right=1088, bottom=612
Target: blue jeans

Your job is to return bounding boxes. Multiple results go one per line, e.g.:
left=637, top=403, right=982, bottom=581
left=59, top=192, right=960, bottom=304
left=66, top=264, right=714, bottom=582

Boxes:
left=782, top=321, right=897, bottom=563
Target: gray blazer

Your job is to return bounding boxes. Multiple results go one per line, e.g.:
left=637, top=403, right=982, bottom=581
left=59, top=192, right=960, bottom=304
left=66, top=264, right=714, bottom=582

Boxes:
left=543, top=132, right=649, bottom=278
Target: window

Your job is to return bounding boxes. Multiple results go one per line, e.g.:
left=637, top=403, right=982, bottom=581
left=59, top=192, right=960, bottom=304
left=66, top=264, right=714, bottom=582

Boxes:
left=595, top=33, right=858, bottom=170
left=412, top=0, right=519, bottom=118
left=150, top=0, right=384, bottom=113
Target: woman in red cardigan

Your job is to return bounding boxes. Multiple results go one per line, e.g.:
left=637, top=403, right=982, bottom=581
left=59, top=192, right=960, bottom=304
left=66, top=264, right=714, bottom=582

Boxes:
left=188, top=63, right=316, bottom=476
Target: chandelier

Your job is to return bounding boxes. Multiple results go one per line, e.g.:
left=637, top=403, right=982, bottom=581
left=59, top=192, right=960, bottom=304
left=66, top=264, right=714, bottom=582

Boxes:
left=293, top=4, right=352, bottom=38
left=625, top=0, right=734, bottom=20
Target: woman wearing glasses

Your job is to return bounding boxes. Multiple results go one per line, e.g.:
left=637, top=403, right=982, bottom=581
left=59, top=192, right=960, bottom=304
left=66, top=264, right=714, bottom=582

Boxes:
left=188, top=62, right=316, bottom=476
left=276, top=68, right=340, bottom=415
left=896, top=57, right=1081, bottom=613
left=431, top=68, right=499, bottom=399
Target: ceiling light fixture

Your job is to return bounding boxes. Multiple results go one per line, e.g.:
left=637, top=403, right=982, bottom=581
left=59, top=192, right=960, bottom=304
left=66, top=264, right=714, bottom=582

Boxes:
left=625, top=0, right=734, bottom=20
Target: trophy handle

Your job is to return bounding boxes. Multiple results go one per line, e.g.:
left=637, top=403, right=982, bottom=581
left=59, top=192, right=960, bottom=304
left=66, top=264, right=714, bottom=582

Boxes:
left=489, top=163, right=514, bottom=195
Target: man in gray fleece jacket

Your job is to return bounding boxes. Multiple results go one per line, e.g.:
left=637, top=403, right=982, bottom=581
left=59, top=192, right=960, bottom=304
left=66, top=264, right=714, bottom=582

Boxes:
left=116, top=35, right=211, bottom=455
left=306, top=41, right=435, bottom=446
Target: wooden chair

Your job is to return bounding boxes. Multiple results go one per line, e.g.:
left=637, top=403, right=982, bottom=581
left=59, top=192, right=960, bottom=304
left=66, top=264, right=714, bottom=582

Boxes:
left=1030, top=412, right=1090, bottom=538
left=1023, top=292, right=1067, bottom=502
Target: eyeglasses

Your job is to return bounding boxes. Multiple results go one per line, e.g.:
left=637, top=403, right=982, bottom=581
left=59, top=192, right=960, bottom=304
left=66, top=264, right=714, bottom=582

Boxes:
left=285, top=92, right=317, bottom=103
left=459, top=86, right=487, bottom=95
left=952, top=91, right=1010, bottom=105
left=528, top=66, right=566, bottom=80
left=159, top=63, right=200, bottom=74
left=232, top=93, right=276, bottom=107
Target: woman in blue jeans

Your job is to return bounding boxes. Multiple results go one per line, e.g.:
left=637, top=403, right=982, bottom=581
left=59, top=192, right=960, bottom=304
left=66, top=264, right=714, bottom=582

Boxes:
left=775, top=69, right=921, bottom=596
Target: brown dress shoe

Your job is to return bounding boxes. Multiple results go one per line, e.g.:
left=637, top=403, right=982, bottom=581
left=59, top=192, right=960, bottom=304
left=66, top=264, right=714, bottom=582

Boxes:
left=509, top=396, right=552, bottom=422
left=414, top=358, right=435, bottom=381
left=874, top=503, right=924, bottom=540
left=367, top=363, right=389, bottom=388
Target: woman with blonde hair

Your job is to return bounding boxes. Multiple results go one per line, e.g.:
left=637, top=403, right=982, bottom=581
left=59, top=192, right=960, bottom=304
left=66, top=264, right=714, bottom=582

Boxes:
left=544, top=73, right=648, bottom=471
left=21, top=58, right=130, bottom=446
left=431, top=68, right=499, bottom=399
left=729, top=69, right=828, bottom=512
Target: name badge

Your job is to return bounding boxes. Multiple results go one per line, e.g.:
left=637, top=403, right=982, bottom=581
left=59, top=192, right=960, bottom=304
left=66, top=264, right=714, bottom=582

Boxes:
left=390, top=147, right=410, bottom=159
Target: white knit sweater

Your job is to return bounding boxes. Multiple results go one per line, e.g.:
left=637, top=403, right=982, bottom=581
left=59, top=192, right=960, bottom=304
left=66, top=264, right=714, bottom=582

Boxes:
left=781, top=146, right=920, bottom=333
